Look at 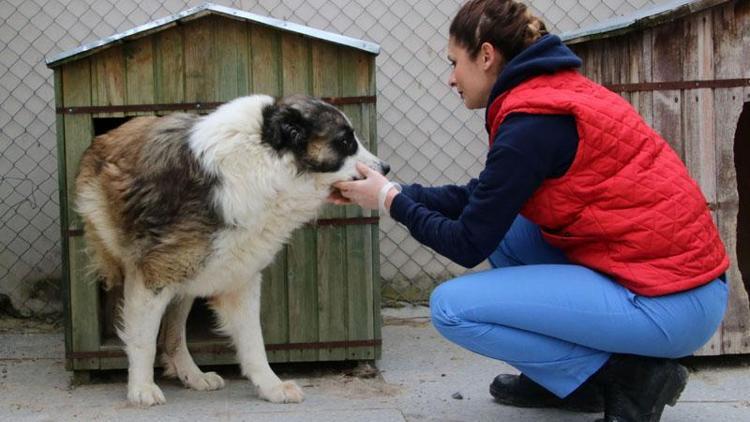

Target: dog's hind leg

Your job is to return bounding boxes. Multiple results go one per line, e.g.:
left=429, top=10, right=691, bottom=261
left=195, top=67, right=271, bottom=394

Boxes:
left=162, top=295, right=225, bottom=391
left=209, top=273, right=304, bottom=403
left=118, top=270, right=174, bottom=407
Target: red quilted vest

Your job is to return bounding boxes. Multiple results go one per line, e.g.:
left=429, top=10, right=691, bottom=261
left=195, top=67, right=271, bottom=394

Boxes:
left=487, top=70, right=728, bottom=296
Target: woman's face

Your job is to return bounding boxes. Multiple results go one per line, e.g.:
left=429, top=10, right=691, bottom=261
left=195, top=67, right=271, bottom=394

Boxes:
left=447, top=38, right=502, bottom=109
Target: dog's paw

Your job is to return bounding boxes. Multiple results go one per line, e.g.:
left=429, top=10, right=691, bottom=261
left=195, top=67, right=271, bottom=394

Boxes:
left=258, top=380, right=304, bottom=403
left=128, top=382, right=166, bottom=407
left=183, top=371, right=225, bottom=391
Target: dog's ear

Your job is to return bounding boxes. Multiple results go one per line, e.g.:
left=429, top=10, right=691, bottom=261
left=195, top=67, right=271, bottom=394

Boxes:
left=262, top=104, right=310, bottom=151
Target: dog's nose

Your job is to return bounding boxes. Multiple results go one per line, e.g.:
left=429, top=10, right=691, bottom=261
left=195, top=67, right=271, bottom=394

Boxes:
left=381, top=162, right=391, bottom=175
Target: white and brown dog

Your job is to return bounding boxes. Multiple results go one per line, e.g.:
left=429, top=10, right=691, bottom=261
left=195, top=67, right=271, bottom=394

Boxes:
left=75, top=94, right=387, bottom=406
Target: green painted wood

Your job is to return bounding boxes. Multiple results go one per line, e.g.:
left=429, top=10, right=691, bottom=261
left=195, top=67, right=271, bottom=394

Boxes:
left=281, top=32, right=318, bottom=362
left=215, top=18, right=249, bottom=101
left=90, top=45, right=125, bottom=117
left=250, top=24, right=280, bottom=96
left=281, top=33, right=310, bottom=94
left=125, top=36, right=155, bottom=112
left=154, top=26, right=185, bottom=106
left=68, top=235, right=101, bottom=370
left=61, top=60, right=92, bottom=231
left=261, top=250, right=289, bottom=363
left=62, top=58, right=100, bottom=370
left=243, top=23, right=253, bottom=96
left=287, top=227, right=318, bottom=362
left=54, top=69, right=74, bottom=370
left=249, top=24, right=288, bottom=362
left=365, top=55, right=382, bottom=357
left=341, top=49, right=376, bottom=360
left=312, top=41, right=347, bottom=361
left=184, top=18, right=216, bottom=103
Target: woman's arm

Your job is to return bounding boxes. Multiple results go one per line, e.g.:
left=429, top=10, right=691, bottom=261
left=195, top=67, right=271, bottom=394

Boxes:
left=397, top=180, right=480, bottom=219
left=389, top=113, right=578, bottom=267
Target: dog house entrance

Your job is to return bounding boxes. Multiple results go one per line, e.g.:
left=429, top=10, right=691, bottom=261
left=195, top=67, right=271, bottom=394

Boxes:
left=92, top=116, right=223, bottom=346
left=736, top=102, right=750, bottom=306
left=93, top=117, right=132, bottom=136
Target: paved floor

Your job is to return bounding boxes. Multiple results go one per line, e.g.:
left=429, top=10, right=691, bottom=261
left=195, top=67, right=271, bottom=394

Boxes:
left=1, top=305, right=749, bottom=421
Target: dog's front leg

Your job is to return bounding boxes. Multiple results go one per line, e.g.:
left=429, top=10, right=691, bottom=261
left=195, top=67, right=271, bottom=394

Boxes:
left=210, top=274, right=304, bottom=403
left=119, top=272, right=174, bottom=407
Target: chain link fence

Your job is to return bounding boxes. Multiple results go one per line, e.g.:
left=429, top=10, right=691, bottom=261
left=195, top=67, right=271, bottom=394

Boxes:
left=0, top=0, right=668, bottom=319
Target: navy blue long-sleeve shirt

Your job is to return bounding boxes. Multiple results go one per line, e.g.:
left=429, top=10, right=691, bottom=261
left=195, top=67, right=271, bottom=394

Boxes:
left=389, top=35, right=582, bottom=268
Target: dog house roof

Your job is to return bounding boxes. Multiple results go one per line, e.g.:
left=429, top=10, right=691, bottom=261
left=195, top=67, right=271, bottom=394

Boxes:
left=561, top=0, right=730, bottom=44
left=45, top=2, right=380, bottom=67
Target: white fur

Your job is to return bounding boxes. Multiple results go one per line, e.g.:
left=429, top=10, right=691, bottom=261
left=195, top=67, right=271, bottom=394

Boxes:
left=117, top=95, right=382, bottom=407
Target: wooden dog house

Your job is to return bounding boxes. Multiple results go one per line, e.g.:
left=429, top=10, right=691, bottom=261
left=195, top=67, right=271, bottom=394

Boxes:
left=562, top=0, right=750, bottom=355
left=46, top=3, right=381, bottom=376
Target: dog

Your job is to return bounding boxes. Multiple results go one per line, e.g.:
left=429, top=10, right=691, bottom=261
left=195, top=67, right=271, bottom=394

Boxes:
left=75, top=94, right=388, bottom=407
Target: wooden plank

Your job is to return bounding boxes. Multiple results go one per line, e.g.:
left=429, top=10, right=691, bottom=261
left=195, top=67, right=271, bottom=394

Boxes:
left=365, top=54, right=382, bottom=357
left=600, top=38, right=622, bottom=87
left=651, top=22, right=684, bottom=158
left=281, top=33, right=310, bottom=94
left=682, top=11, right=716, bottom=211
left=628, top=30, right=653, bottom=127
left=61, top=60, right=92, bottom=230
left=54, top=69, right=74, bottom=370
left=184, top=18, right=216, bottom=103
left=214, top=18, right=249, bottom=101
left=124, top=36, right=155, bottom=112
left=281, top=32, right=318, bottom=362
left=287, top=227, right=318, bottom=362
left=312, top=41, right=347, bottom=361
left=711, top=1, right=750, bottom=80
left=61, top=58, right=100, bottom=370
left=154, top=26, right=185, bottom=106
left=682, top=10, right=722, bottom=355
left=68, top=236, right=101, bottom=370
left=243, top=22, right=253, bottom=96
left=585, top=42, right=603, bottom=85
left=250, top=24, right=280, bottom=96
left=261, top=250, right=289, bottom=362
left=251, top=24, right=286, bottom=362
left=342, top=48, right=376, bottom=360
left=90, top=45, right=125, bottom=117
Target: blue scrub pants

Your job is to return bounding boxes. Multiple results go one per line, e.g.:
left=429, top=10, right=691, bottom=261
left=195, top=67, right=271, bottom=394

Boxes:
left=429, top=215, right=728, bottom=398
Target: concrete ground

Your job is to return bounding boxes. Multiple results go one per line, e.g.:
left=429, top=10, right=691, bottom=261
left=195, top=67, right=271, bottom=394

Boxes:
left=1, top=305, right=749, bottom=421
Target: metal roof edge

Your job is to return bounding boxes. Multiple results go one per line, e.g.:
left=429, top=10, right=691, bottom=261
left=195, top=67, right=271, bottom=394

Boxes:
left=560, top=0, right=729, bottom=44
left=46, top=2, right=379, bottom=68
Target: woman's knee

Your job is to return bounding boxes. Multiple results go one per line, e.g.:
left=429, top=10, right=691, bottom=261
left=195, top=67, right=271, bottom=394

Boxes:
left=429, top=281, right=466, bottom=338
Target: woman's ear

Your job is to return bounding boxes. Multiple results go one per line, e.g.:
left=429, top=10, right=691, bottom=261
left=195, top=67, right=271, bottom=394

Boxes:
left=480, top=42, right=503, bottom=72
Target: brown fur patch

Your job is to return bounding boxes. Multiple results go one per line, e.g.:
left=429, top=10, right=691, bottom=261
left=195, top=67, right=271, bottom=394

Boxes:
left=206, top=292, right=241, bottom=311
left=76, top=114, right=220, bottom=290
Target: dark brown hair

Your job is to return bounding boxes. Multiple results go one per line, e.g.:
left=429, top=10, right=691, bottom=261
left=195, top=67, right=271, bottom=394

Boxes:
left=449, top=0, right=548, bottom=61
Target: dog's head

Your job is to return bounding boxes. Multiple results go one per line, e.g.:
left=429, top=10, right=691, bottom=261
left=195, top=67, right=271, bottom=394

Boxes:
left=261, top=95, right=389, bottom=184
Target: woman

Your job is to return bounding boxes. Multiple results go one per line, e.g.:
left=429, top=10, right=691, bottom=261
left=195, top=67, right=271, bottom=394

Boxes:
left=331, top=1, right=729, bottom=421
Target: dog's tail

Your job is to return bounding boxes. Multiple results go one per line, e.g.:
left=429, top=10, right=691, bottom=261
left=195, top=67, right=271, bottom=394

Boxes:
left=81, top=220, right=124, bottom=290
left=75, top=150, right=125, bottom=290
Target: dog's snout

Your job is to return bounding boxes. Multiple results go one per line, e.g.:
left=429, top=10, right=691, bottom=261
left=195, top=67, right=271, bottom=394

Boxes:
left=381, top=162, right=391, bottom=176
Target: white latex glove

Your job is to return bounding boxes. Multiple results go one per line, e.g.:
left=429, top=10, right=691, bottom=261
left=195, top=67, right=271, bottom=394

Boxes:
left=331, top=162, right=398, bottom=212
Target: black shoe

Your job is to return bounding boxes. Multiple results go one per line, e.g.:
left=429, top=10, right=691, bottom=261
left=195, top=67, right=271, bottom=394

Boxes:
left=490, top=373, right=604, bottom=413
left=592, top=354, right=689, bottom=422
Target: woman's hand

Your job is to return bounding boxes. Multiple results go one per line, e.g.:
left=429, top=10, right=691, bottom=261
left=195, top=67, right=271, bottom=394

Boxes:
left=330, top=162, right=394, bottom=211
